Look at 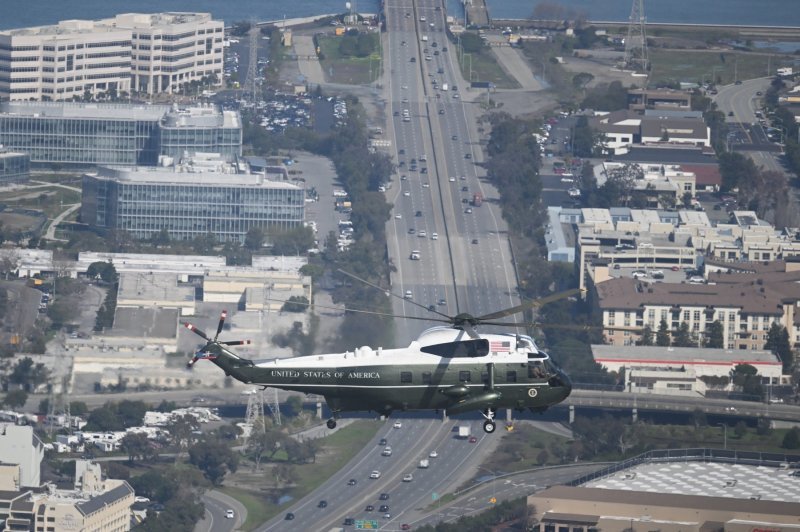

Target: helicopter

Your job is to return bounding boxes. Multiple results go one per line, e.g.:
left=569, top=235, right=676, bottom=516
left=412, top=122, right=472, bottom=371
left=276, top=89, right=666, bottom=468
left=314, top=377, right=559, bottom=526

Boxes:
left=183, top=274, right=575, bottom=434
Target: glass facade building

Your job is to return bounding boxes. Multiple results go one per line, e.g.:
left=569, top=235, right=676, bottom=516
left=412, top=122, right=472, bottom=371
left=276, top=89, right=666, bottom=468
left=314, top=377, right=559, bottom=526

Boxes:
left=0, top=150, right=30, bottom=183
left=0, top=101, right=241, bottom=167
left=82, top=166, right=304, bottom=243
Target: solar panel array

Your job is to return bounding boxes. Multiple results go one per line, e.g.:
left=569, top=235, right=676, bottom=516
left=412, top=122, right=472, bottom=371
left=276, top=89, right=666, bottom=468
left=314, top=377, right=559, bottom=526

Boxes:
left=584, top=461, right=800, bottom=503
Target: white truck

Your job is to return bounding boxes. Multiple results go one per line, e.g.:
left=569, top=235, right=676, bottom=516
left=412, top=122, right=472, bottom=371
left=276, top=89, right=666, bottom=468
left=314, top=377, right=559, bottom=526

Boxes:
left=441, top=83, right=448, bottom=91
left=418, top=459, right=430, bottom=468
left=421, top=35, right=428, bottom=42
left=458, top=425, right=471, bottom=438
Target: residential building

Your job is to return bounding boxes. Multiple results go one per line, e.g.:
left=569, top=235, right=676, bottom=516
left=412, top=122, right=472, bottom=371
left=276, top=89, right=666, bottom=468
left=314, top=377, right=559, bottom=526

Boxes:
left=0, top=101, right=241, bottom=166
left=0, top=12, right=223, bottom=101
left=0, top=147, right=29, bottom=183
left=592, top=261, right=800, bottom=351
left=81, top=165, right=305, bottom=243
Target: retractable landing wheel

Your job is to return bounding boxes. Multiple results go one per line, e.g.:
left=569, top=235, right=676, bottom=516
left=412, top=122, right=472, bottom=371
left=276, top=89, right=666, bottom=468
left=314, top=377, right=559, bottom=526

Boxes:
left=326, top=418, right=337, bottom=429
left=481, top=407, right=497, bottom=433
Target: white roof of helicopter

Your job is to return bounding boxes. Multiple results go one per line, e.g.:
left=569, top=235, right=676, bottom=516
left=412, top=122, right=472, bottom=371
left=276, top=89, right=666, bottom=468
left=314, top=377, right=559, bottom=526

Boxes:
left=253, top=326, right=547, bottom=369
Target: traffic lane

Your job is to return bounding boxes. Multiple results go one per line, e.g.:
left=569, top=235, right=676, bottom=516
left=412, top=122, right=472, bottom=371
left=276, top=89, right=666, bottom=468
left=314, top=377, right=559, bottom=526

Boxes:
left=199, top=491, right=242, bottom=532
left=261, top=419, right=434, bottom=531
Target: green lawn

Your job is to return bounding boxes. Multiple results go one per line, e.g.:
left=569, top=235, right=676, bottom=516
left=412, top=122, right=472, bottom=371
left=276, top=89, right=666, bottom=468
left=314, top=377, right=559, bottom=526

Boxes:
left=223, top=420, right=381, bottom=531
left=2, top=186, right=81, bottom=220
left=318, top=34, right=381, bottom=85
left=456, top=48, right=519, bottom=89
left=648, top=49, right=795, bottom=87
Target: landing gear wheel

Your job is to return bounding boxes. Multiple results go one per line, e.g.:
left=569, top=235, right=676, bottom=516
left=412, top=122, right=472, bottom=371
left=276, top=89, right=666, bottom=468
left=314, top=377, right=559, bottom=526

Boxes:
left=483, top=420, right=496, bottom=433
left=326, top=418, right=337, bottom=429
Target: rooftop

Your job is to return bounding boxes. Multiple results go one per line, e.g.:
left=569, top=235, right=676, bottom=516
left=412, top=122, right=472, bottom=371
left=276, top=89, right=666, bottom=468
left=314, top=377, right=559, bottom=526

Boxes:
left=1, top=12, right=216, bottom=37
left=591, top=344, right=782, bottom=366
left=90, top=166, right=302, bottom=189
left=0, top=101, right=170, bottom=121
left=584, top=461, right=800, bottom=503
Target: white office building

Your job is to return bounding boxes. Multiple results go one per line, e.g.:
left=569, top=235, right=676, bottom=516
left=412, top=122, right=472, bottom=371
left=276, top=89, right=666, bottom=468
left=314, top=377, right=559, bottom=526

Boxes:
left=0, top=12, right=223, bottom=101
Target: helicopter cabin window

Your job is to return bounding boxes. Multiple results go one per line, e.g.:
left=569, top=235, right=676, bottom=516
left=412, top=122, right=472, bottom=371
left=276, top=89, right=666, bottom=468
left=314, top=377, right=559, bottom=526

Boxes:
left=481, top=371, right=489, bottom=383
left=528, top=361, right=546, bottom=379
left=422, top=372, right=432, bottom=384
left=459, top=370, right=471, bottom=382
left=400, top=371, right=412, bottom=384
left=421, top=339, right=490, bottom=358
left=506, top=371, right=517, bottom=383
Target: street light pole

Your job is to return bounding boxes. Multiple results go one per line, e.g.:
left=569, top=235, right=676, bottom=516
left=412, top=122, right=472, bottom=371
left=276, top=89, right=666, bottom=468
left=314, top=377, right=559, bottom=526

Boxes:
left=718, top=423, right=727, bottom=450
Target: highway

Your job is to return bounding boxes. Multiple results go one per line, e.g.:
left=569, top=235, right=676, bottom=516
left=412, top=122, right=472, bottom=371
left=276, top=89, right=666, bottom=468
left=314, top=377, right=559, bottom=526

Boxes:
left=255, top=416, right=494, bottom=531
left=384, top=0, right=519, bottom=344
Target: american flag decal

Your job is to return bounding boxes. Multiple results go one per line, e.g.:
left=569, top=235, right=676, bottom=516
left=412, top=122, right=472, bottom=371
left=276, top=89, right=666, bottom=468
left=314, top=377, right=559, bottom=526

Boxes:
left=490, top=340, right=511, bottom=352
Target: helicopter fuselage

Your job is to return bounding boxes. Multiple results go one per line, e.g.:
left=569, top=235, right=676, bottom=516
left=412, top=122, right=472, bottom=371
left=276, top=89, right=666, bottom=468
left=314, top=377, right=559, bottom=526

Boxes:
left=204, top=328, right=572, bottom=419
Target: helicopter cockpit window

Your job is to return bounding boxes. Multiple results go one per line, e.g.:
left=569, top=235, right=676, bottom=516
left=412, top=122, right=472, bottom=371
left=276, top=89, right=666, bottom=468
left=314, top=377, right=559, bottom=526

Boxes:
left=528, top=360, right=547, bottom=379
left=421, top=339, right=490, bottom=358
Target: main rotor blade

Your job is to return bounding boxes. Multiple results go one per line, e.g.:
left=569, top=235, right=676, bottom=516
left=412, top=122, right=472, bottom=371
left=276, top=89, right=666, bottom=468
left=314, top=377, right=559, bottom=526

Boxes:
left=215, top=310, right=227, bottom=340
left=475, top=288, right=580, bottom=321
left=222, top=340, right=252, bottom=346
left=264, top=297, right=453, bottom=323
left=335, top=268, right=455, bottom=319
left=183, top=322, right=209, bottom=341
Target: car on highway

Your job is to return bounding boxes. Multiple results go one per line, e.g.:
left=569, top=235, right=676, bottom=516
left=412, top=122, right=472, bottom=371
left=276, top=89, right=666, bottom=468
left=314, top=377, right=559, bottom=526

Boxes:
left=465, top=153, right=471, bottom=158
left=380, top=505, right=390, bottom=513
left=402, top=525, right=411, bottom=531
left=344, top=518, right=355, bottom=526
left=431, top=232, right=438, bottom=240
left=225, top=509, right=234, bottom=519
left=465, top=207, right=473, bottom=214
left=370, top=470, right=381, bottom=479
left=285, top=512, right=295, bottom=520
left=449, top=176, right=456, bottom=182
left=404, top=290, right=412, bottom=300
left=365, top=504, right=375, bottom=511
left=469, top=436, right=478, bottom=443
left=418, top=230, right=427, bottom=237
left=382, top=446, right=392, bottom=456
left=438, top=298, right=446, bottom=306
left=318, top=500, right=328, bottom=508
left=348, top=478, right=357, bottom=486
left=394, top=421, right=403, bottom=429
left=395, top=214, right=402, bottom=219
left=379, top=438, right=387, bottom=446
left=472, top=238, right=479, bottom=244
left=439, top=109, right=445, bottom=115
left=379, top=493, right=390, bottom=500
left=403, top=473, right=413, bottom=482
left=452, top=135, right=458, bottom=140
left=429, top=450, right=438, bottom=458
left=408, top=228, right=415, bottom=234
left=384, top=513, right=392, bottom=519
left=403, top=191, right=411, bottom=197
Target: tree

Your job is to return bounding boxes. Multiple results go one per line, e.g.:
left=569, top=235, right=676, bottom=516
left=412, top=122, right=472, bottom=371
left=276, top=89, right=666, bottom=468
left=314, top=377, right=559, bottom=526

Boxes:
left=637, top=325, right=653, bottom=346
left=271, top=226, right=315, bottom=256
left=782, top=427, right=800, bottom=449
left=281, top=296, right=309, bottom=313
left=119, top=432, right=154, bottom=463
left=150, top=229, right=171, bottom=247
left=3, top=389, right=28, bottom=409
left=672, top=322, right=695, bottom=347
left=188, top=440, right=238, bottom=485
left=166, top=414, right=199, bottom=456
left=244, top=227, right=265, bottom=251
left=285, top=395, right=303, bottom=417
left=692, top=408, right=707, bottom=428
left=765, top=322, right=793, bottom=373
left=734, top=421, right=748, bottom=439
left=656, top=319, right=671, bottom=346
left=536, top=449, right=550, bottom=466
left=86, top=261, right=118, bottom=284
left=704, top=320, right=724, bottom=348
left=8, top=357, right=50, bottom=391
left=572, top=72, right=594, bottom=90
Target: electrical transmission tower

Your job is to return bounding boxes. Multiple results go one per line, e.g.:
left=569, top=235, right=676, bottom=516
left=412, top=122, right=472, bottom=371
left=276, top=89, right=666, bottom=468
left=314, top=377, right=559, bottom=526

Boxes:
left=242, top=389, right=265, bottom=448
left=245, top=18, right=260, bottom=105
left=47, top=375, right=71, bottom=436
left=265, top=387, right=281, bottom=427
left=623, top=0, right=649, bottom=76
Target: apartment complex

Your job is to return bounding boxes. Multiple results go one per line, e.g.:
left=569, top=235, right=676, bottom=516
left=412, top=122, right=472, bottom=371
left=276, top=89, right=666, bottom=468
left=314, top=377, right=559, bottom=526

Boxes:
left=593, top=261, right=800, bottom=350
left=0, top=12, right=223, bottom=101
left=81, top=165, right=305, bottom=243
left=0, top=101, right=241, bottom=166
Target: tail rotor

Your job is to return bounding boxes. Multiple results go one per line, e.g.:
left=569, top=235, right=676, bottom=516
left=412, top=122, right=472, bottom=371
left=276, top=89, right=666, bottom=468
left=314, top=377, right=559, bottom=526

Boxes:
left=184, top=310, right=251, bottom=367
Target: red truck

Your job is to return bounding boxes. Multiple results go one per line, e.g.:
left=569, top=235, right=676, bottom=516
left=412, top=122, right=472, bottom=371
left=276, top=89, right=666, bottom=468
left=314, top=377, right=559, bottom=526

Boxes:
left=471, top=193, right=483, bottom=207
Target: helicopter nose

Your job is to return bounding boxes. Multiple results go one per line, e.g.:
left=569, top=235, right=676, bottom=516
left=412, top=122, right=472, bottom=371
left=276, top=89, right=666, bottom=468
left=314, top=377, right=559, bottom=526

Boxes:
left=561, top=370, right=573, bottom=398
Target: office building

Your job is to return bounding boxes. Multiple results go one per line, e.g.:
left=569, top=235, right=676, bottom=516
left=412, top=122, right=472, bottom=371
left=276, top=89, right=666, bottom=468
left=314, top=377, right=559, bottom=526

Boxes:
left=0, top=101, right=241, bottom=166
left=0, top=147, right=29, bottom=183
left=0, top=12, right=223, bottom=101
left=82, top=166, right=305, bottom=243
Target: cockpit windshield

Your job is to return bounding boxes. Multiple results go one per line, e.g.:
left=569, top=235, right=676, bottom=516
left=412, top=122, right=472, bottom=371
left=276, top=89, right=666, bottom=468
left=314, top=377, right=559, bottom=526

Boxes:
left=421, top=339, right=490, bottom=358
left=528, top=358, right=558, bottom=378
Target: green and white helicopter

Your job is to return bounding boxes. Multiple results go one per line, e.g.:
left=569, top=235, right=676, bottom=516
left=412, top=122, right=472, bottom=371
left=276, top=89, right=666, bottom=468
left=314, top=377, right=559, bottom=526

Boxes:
left=184, top=274, right=574, bottom=434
